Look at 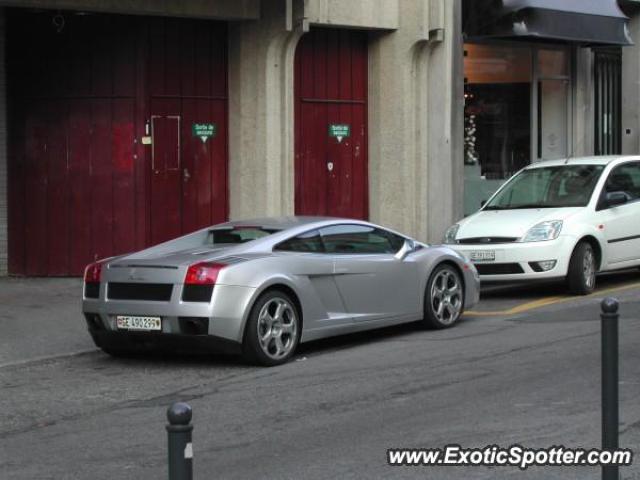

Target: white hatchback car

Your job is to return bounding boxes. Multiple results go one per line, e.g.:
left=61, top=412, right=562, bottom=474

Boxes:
left=445, top=156, right=640, bottom=294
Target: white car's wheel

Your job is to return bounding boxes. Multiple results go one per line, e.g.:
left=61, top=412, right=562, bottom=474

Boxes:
left=423, top=264, right=464, bottom=329
left=567, top=241, right=596, bottom=295
left=242, top=290, right=301, bottom=366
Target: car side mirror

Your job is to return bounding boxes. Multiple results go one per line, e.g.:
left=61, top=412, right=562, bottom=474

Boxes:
left=395, top=239, right=416, bottom=261
left=605, top=191, right=628, bottom=208
left=480, top=200, right=487, bottom=208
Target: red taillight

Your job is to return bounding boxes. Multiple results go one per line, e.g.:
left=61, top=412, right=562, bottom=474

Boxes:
left=84, top=261, right=103, bottom=283
left=184, top=262, right=226, bottom=285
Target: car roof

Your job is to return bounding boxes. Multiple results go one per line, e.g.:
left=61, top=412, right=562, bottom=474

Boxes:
left=215, top=216, right=351, bottom=231
left=525, top=155, right=640, bottom=169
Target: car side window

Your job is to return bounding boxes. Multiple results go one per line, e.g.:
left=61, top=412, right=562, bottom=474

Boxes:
left=274, top=229, right=325, bottom=253
left=383, top=229, right=406, bottom=252
left=319, top=225, right=404, bottom=254
left=603, top=162, right=640, bottom=204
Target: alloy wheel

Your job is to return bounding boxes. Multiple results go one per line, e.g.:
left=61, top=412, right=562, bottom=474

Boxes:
left=430, top=269, right=463, bottom=325
left=256, top=297, right=298, bottom=360
left=583, top=247, right=596, bottom=289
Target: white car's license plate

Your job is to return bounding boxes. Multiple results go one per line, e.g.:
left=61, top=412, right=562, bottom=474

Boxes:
left=470, top=250, right=496, bottom=262
left=116, top=315, right=162, bottom=331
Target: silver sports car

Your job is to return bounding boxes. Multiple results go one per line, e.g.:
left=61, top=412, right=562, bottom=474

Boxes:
left=82, top=217, right=480, bottom=366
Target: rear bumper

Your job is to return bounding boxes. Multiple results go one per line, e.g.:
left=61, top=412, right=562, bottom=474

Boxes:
left=89, top=329, right=242, bottom=355
left=82, top=283, right=256, bottom=343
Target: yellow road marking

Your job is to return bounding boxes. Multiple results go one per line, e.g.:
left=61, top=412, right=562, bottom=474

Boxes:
left=466, top=281, right=640, bottom=317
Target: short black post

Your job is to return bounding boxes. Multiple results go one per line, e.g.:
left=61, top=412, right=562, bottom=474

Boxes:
left=167, top=402, right=193, bottom=480
left=601, top=297, right=619, bottom=480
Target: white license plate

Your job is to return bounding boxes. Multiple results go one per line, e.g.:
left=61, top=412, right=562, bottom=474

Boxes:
left=116, top=315, right=162, bottom=331
left=470, top=250, right=496, bottom=262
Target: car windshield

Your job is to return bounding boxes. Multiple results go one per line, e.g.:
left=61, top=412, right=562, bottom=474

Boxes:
left=484, top=165, right=605, bottom=210
left=207, top=227, right=278, bottom=245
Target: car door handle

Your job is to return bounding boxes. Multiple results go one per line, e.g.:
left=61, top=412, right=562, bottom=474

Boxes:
left=183, top=168, right=191, bottom=182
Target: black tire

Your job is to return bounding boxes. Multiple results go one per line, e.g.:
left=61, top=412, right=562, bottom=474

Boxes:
left=100, top=347, right=135, bottom=358
left=242, top=290, right=301, bottom=366
left=423, top=264, right=465, bottom=329
left=567, top=241, right=597, bottom=295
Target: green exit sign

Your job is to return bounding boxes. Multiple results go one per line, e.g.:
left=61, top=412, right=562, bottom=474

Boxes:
left=192, top=123, right=217, bottom=143
left=328, top=124, right=350, bottom=143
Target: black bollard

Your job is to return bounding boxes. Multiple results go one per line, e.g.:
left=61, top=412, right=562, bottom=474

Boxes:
left=167, top=402, right=193, bottom=480
left=601, top=297, right=619, bottom=480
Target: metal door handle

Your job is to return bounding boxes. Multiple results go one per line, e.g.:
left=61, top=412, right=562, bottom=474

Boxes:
left=183, top=168, right=191, bottom=182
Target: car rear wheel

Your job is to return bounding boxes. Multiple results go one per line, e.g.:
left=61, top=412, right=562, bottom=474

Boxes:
left=242, top=290, right=300, bottom=366
left=423, top=264, right=464, bottom=329
left=567, top=241, right=596, bottom=295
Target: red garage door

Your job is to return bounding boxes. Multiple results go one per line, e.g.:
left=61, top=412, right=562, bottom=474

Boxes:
left=294, top=29, right=368, bottom=219
left=147, top=19, right=228, bottom=245
left=7, top=11, right=228, bottom=276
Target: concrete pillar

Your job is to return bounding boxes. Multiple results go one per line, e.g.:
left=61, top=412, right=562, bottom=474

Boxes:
left=573, top=46, right=595, bottom=157
left=622, top=12, right=640, bottom=154
left=369, top=0, right=461, bottom=243
left=425, top=0, right=464, bottom=241
left=0, top=8, right=7, bottom=275
left=227, top=0, right=302, bottom=219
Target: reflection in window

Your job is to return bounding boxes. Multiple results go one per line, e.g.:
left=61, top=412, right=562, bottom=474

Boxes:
left=208, top=227, right=276, bottom=244
left=319, top=225, right=404, bottom=254
left=486, top=165, right=604, bottom=209
left=605, top=164, right=640, bottom=201
left=538, top=49, right=568, bottom=77
left=464, top=43, right=532, bottom=180
left=275, top=230, right=324, bottom=252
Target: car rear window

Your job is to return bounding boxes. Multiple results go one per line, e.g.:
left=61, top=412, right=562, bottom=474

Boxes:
left=207, top=227, right=277, bottom=245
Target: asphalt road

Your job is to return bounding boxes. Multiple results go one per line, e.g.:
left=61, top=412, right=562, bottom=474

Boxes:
left=1, top=276, right=640, bottom=479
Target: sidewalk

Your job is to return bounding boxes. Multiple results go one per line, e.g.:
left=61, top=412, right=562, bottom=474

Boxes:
left=0, top=277, right=96, bottom=367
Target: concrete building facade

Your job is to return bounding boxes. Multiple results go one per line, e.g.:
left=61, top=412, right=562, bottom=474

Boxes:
left=0, top=0, right=462, bottom=276
left=0, top=0, right=636, bottom=276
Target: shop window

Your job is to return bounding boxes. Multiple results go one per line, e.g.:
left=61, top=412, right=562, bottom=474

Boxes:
left=463, top=43, right=572, bottom=214
left=464, top=44, right=532, bottom=180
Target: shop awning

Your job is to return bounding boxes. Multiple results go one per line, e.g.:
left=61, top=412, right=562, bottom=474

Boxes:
left=463, top=0, right=633, bottom=46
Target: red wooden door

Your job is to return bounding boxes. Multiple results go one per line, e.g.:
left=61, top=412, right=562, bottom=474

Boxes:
left=148, top=19, right=228, bottom=244
left=294, top=29, right=368, bottom=219
left=7, top=12, right=228, bottom=275
left=8, top=13, right=138, bottom=276
left=150, top=113, right=182, bottom=244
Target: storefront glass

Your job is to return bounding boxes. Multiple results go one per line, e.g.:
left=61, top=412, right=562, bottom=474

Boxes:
left=463, top=43, right=571, bottom=215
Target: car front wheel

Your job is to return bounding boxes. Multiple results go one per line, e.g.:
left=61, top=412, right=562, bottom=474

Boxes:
left=423, top=264, right=464, bottom=329
left=242, top=290, right=301, bottom=366
left=567, top=241, right=596, bottom=295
